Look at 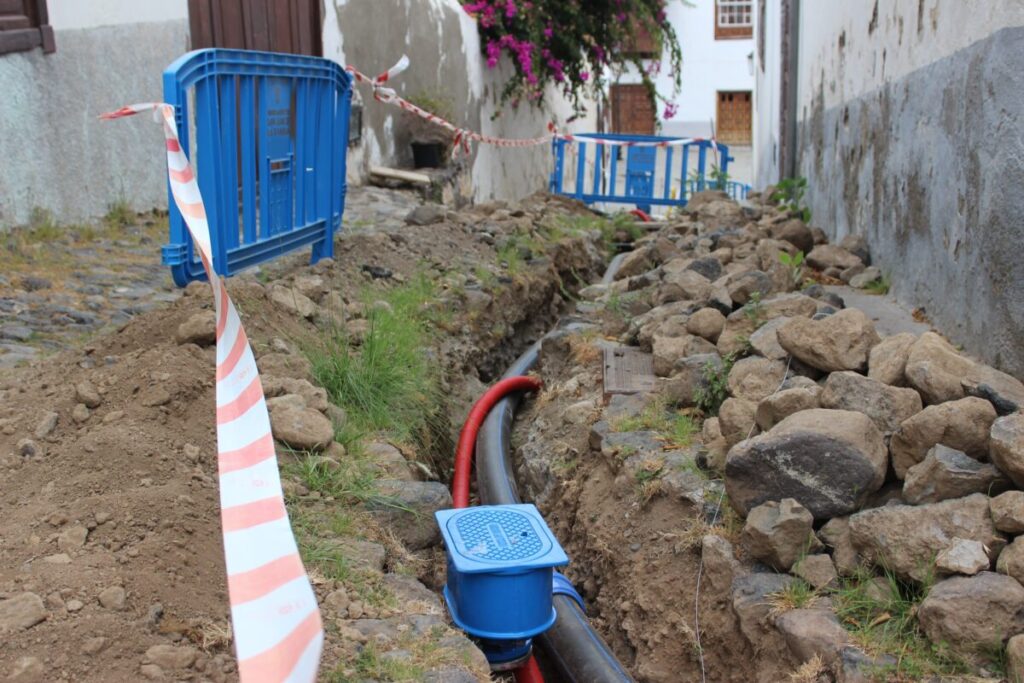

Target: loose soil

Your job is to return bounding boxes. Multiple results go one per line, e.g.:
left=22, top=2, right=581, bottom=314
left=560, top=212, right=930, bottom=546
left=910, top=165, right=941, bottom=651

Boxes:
left=0, top=192, right=607, bottom=682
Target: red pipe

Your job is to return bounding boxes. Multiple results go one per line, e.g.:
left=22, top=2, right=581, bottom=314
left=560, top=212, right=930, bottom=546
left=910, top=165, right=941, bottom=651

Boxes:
left=452, top=375, right=544, bottom=681
left=514, top=655, right=545, bottom=683
left=452, top=375, right=542, bottom=509
left=629, top=208, right=653, bottom=222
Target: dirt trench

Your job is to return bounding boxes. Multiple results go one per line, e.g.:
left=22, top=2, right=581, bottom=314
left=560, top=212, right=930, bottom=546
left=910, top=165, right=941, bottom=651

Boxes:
left=0, top=192, right=611, bottom=682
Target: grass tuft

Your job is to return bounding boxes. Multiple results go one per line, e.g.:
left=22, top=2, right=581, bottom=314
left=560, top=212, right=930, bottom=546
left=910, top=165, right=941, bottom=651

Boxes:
left=864, top=275, right=891, bottom=296
left=306, top=274, right=453, bottom=475
left=832, top=568, right=997, bottom=681
left=613, top=396, right=700, bottom=449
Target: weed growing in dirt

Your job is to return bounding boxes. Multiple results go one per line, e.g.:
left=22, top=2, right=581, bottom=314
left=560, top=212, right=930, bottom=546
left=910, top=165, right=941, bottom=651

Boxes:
left=778, top=250, right=806, bottom=288
left=770, top=176, right=812, bottom=222
left=329, top=624, right=488, bottom=683
left=865, top=274, right=891, bottom=296
left=104, top=199, right=134, bottom=229
left=768, top=578, right=818, bottom=614
left=307, top=274, right=453, bottom=470
left=742, top=291, right=766, bottom=327
left=497, top=240, right=526, bottom=274
left=694, top=354, right=735, bottom=416
left=832, top=568, right=993, bottom=681
left=788, top=654, right=827, bottom=682
left=613, top=396, right=700, bottom=448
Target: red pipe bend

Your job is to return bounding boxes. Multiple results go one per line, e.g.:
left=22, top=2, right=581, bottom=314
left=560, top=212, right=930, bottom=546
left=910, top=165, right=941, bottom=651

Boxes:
left=451, top=375, right=542, bottom=509
left=514, top=655, right=545, bottom=683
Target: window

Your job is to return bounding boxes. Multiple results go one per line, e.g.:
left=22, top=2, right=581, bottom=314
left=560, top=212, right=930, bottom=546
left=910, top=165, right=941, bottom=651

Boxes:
left=715, top=0, right=753, bottom=40
left=0, top=0, right=55, bottom=55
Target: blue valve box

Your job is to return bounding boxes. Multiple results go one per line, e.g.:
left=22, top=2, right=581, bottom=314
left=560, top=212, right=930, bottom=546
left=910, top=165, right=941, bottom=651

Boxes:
left=435, top=504, right=569, bottom=646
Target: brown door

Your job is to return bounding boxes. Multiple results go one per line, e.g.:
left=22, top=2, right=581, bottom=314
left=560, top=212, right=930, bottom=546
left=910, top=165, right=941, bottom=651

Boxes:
left=188, top=0, right=321, bottom=56
left=610, top=84, right=655, bottom=135
left=716, top=90, right=752, bottom=144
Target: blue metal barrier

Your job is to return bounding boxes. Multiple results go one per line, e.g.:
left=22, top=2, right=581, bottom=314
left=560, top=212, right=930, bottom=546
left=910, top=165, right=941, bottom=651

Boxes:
left=162, top=49, right=352, bottom=286
left=549, top=133, right=752, bottom=213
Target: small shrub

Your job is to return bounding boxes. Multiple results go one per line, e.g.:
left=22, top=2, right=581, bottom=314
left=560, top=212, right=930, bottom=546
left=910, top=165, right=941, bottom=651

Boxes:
left=865, top=274, right=891, bottom=296
left=104, top=199, right=134, bottom=229
left=694, top=354, right=735, bottom=417
left=770, top=177, right=812, bottom=222
left=778, top=250, right=806, bottom=288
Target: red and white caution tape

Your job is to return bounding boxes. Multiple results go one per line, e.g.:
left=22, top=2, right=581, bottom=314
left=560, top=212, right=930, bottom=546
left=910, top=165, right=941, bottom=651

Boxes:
left=347, top=56, right=718, bottom=155
left=101, top=103, right=323, bottom=683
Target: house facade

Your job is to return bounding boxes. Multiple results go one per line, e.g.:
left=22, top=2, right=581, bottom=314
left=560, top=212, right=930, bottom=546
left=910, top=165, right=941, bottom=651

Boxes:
left=608, top=0, right=755, bottom=182
left=0, top=0, right=595, bottom=227
left=753, top=0, right=1024, bottom=375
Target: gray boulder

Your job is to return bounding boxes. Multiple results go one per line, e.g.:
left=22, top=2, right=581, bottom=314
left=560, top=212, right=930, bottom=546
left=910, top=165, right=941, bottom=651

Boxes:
left=792, top=554, right=839, bottom=590
left=725, top=409, right=887, bottom=519
left=366, top=480, right=453, bottom=550
left=657, top=269, right=712, bottom=305
left=902, top=444, right=1009, bottom=504
left=990, top=412, right=1024, bottom=488
left=747, top=316, right=792, bottom=360
left=755, top=386, right=822, bottom=431
left=917, top=572, right=1024, bottom=652
left=774, top=609, right=851, bottom=666
left=991, top=490, right=1024, bottom=534
left=806, top=244, right=863, bottom=271
left=818, top=517, right=861, bottom=576
left=867, top=332, right=917, bottom=386
left=769, top=219, right=814, bottom=253
left=935, top=538, right=990, bottom=576
left=997, top=537, right=1024, bottom=586
left=889, top=397, right=997, bottom=479
left=848, top=494, right=1004, bottom=582
left=727, top=357, right=788, bottom=402
left=777, top=309, right=881, bottom=372
left=719, top=397, right=758, bottom=448
left=652, top=334, right=717, bottom=376
left=819, top=371, right=923, bottom=434
left=686, top=307, right=726, bottom=342
left=742, top=498, right=821, bottom=571
left=726, top=270, right=774, bottom=306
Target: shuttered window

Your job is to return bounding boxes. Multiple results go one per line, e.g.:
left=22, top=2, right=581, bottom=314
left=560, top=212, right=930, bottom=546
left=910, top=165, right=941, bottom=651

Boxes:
left=0, top=0, right=54, bottom=55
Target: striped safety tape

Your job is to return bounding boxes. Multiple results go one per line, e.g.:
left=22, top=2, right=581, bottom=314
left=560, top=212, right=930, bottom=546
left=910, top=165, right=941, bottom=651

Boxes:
left=101, top=103, right=323, bottom=683
left=346, top=56, right=718, bottom=155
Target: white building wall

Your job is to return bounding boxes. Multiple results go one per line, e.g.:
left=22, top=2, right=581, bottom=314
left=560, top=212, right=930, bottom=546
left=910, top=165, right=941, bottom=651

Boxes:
left=324, top=0, right=596, bottom=204
left=660, top=0, right=754, bottom=139
left=0, top=0, right=190, bottom=227
left=752, top=0, right=782, bottom=187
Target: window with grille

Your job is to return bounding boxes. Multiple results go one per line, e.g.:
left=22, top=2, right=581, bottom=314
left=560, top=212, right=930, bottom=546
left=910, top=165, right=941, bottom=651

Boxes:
left=715, top=0, right=753, bottom=39
left=0, top=0, right=54, bottom=55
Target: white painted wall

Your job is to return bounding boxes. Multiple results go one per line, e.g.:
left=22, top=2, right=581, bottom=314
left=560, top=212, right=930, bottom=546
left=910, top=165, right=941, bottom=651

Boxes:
left=323, top=0, right=596, bottom=203
left=796, top=0, right=1024, bottom=113
left=617, top=0, right=754, bottom=138
left=753, top=0, right=782, bottom=187
left=48, top=0, right=187, bottom=31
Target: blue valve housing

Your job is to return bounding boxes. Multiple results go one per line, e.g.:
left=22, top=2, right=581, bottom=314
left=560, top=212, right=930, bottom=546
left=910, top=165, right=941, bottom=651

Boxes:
left=435, top=504, right=569, bottom=667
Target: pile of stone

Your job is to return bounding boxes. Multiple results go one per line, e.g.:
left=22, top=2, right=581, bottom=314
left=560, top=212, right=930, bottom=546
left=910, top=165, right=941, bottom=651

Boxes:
left=577, top=189, right=1024, bottom=680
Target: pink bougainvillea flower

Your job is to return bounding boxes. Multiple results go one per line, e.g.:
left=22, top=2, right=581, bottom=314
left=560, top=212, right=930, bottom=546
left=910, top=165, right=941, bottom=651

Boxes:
left=579, top=71, right=589, bottom=81
left=663, top=102, right=679, bottom=120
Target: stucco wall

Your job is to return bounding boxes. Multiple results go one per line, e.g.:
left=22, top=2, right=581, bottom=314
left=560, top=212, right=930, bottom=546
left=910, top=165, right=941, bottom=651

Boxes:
left=794, top=2, right=1024, bottom=375
left=324, top=0, right=596, bottom=204
left=0, top=2, right=189, bottom=227
left=753, top=0, right=783, bottom=187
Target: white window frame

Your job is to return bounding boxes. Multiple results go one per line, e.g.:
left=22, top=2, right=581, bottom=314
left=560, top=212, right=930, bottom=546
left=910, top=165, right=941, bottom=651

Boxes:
left=717, top=0, right=753, bottom=28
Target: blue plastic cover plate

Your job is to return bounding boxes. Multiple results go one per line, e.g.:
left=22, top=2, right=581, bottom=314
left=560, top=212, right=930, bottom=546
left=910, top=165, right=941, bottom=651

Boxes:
left=435, top=504, right=568, bottom=574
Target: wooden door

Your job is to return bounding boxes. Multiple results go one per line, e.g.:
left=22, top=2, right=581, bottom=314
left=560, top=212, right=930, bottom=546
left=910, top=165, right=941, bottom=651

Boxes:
left=610, top=84, right=655, bottom=136
left=188, top=0, right=321, bottom=56
left=716, top=91, right=752, bottom=144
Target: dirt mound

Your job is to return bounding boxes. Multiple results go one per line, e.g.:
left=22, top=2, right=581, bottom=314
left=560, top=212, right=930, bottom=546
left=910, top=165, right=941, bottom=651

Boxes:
left=0, top=192, right=607, bottom=682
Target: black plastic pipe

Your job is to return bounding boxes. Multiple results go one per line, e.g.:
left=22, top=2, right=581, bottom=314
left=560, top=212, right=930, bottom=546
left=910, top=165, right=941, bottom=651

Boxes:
left=476, top=341, right=635, bottom=683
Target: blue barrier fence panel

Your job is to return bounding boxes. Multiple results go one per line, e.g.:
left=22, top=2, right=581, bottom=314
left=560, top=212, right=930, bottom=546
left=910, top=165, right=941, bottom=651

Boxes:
left=549, top=133, right=752, bottom=211
left=161, top=48, right=352, bottom=287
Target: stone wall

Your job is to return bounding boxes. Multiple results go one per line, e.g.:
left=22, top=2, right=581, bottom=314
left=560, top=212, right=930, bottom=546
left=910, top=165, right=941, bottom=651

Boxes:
left=793, top=5, right=1024, bottom=376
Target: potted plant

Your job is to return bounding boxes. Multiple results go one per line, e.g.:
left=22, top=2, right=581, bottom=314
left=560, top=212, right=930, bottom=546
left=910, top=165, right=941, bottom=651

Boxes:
left=403, top=91, right=456, bottom=169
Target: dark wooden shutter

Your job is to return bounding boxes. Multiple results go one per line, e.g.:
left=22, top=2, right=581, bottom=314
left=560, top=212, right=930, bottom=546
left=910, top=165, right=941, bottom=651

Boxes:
left=717, top=91, right=752, bottom=144
left=188, top=0, right=321, bottom=56
left=611, top=84, right=656, bottom=136
left=0, top=0, right=55, bottom=55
